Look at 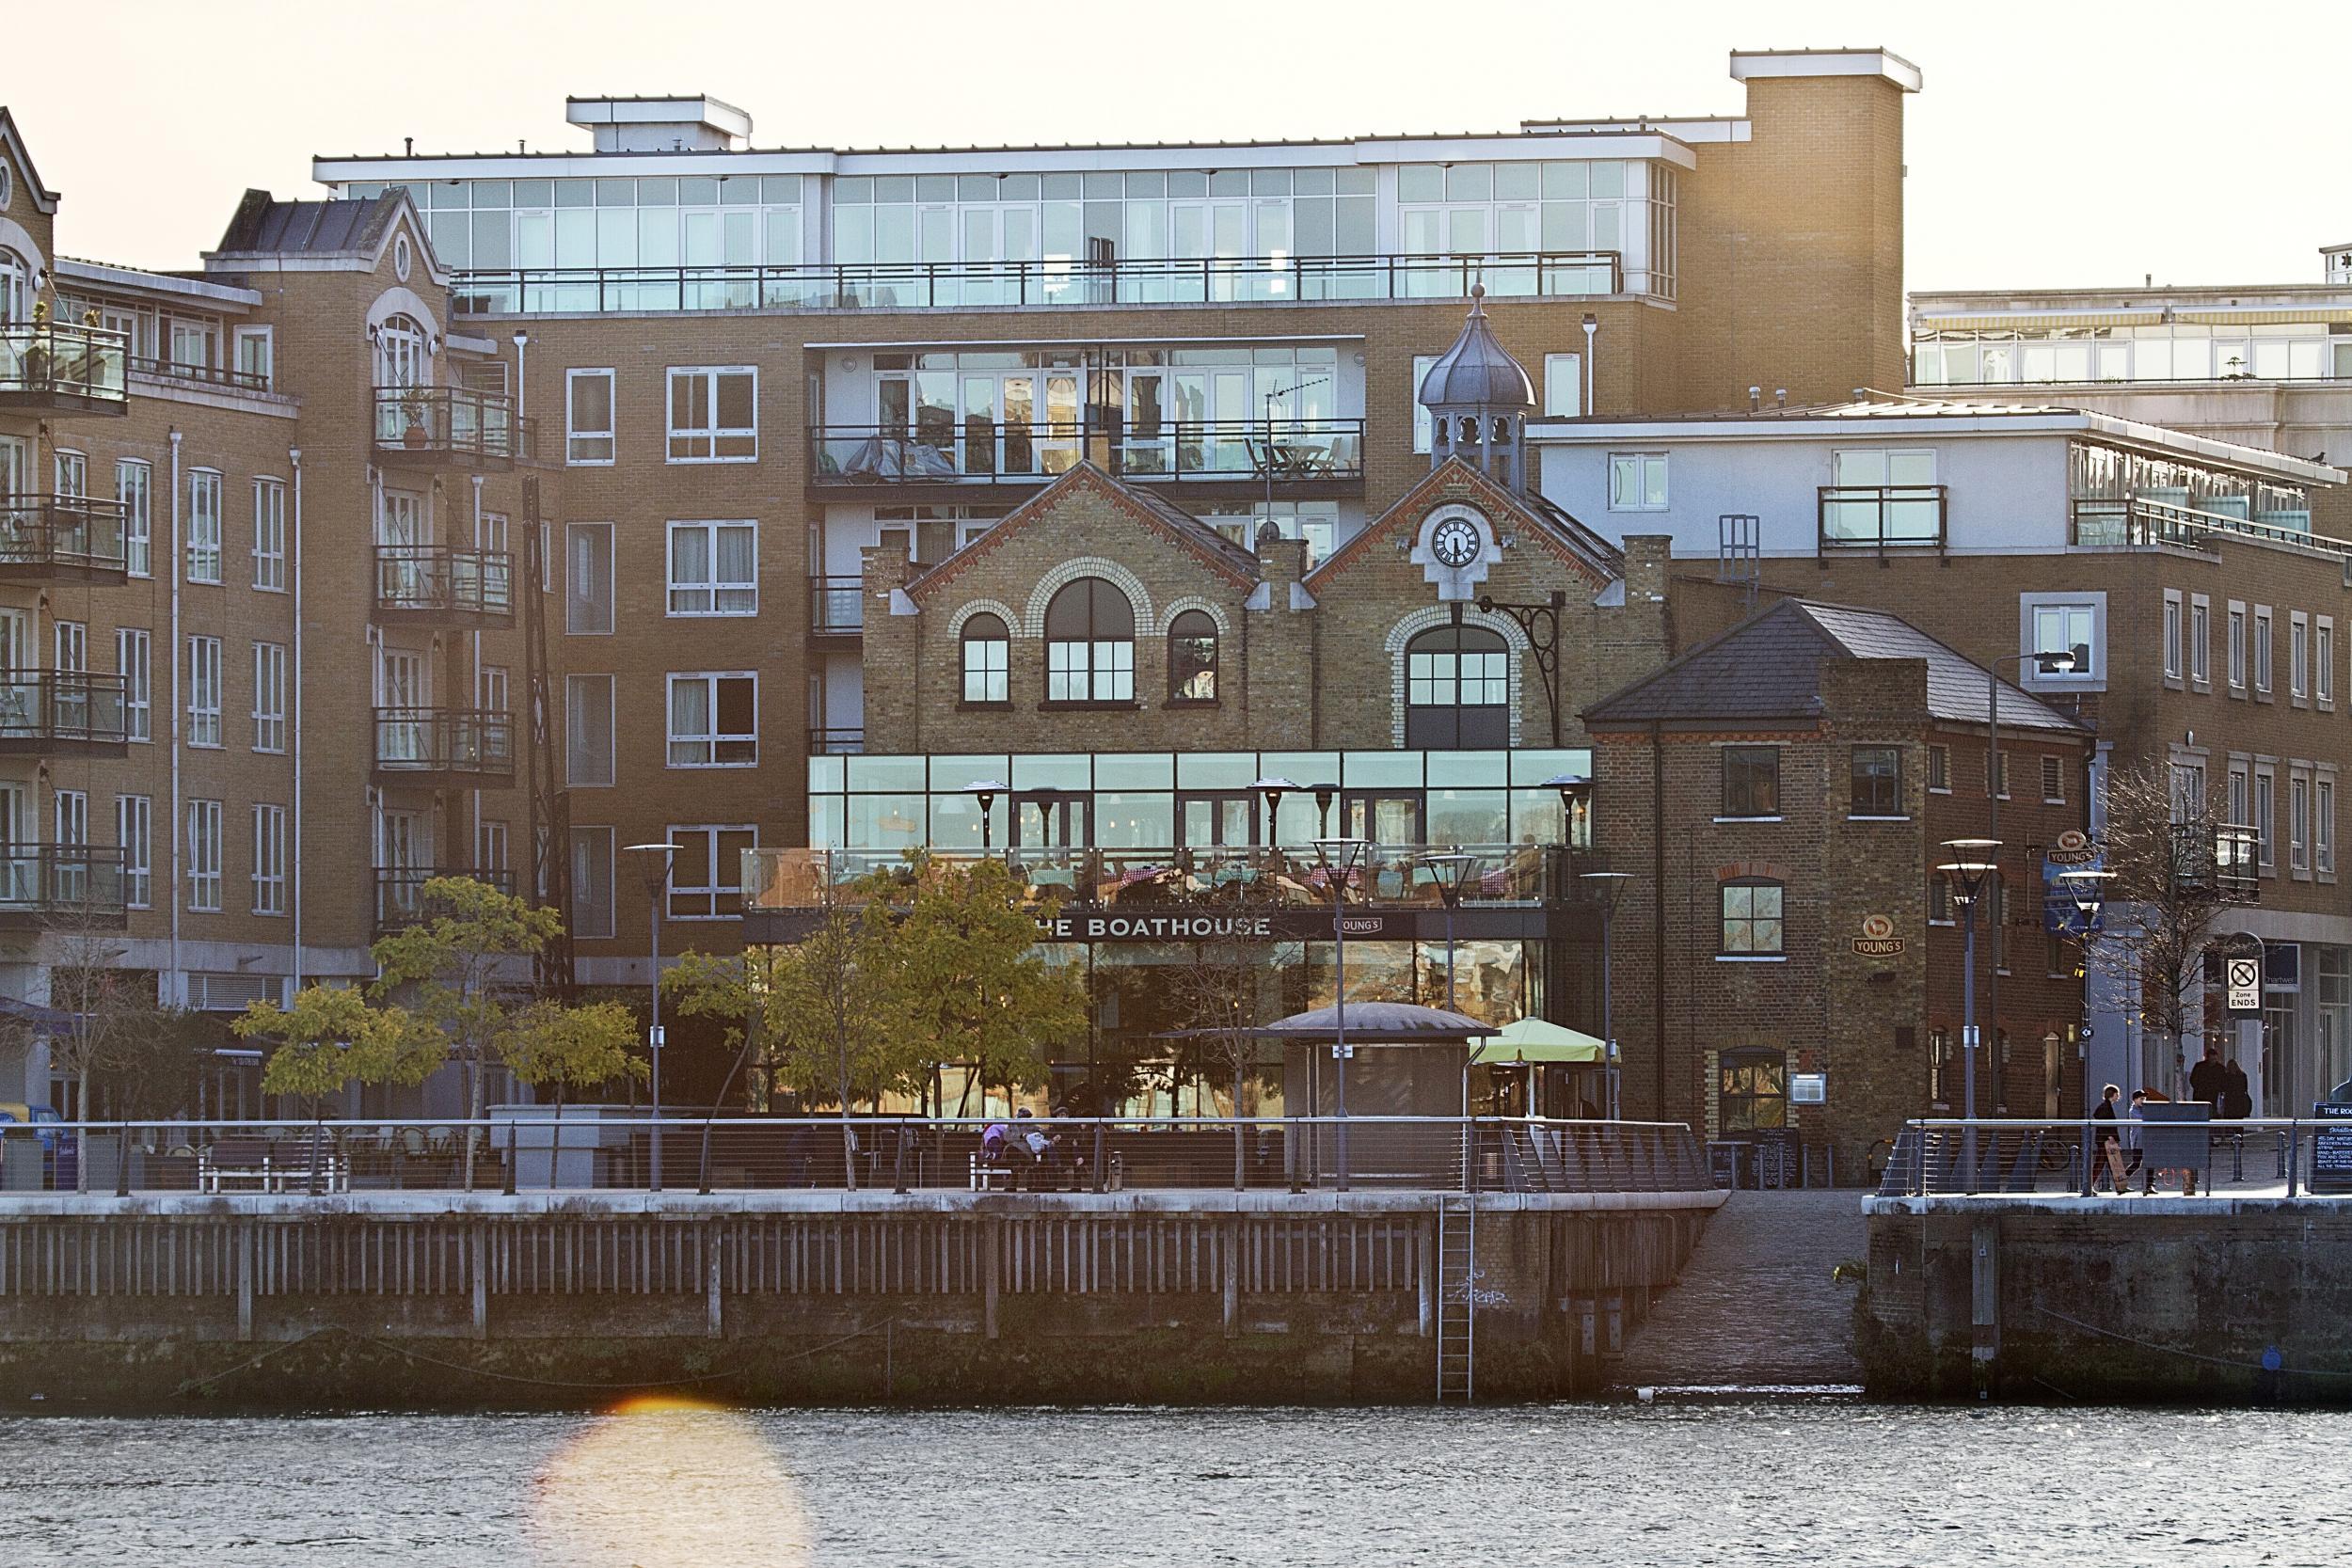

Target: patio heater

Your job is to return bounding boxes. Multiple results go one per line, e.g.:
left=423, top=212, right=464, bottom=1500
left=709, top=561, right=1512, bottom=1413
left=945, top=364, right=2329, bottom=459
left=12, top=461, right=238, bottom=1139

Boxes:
left=1310, top=783, right=1342, bottom=840
left=625, top=841, right=681, bottom=1192
left=1311, top=836, right=1371, bottom=1191
left=1937, top=838, right=2001, bottom=1187
left=962, top=778, right=1007, bottom=853
left=1252, top=776, right=1300, bottom=857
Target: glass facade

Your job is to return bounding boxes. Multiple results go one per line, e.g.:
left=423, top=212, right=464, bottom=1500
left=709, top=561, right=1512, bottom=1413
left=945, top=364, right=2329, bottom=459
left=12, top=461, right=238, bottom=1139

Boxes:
left=2068, top=441, right=2314, bottom=539
left=1915, top=322, right=2352, bottom=387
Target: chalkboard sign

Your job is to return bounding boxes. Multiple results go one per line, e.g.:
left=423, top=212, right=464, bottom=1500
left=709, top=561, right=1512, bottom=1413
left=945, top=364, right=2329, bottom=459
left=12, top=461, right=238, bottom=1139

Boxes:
left=2312, top=1105, right=2352, bottom=1195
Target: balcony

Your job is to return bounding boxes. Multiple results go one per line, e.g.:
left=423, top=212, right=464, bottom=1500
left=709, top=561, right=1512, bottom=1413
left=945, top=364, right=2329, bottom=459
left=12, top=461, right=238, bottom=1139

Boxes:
left=0, top=496, right=130, bottom=583
left=373, top=866, right=517, bottom=934
left=0, top=846, right=129, bottom=928
left=0, top=322, right=130, bottom=415
left=1817, top=485, right=1947, bottom=558
left=810, top=577, right=864, bottom=636
left=809, top=726, right=864, bottom=755
left=449, top=251, right=1626, bottom=317
left=2070, top=496, right=2352, bottom=563
left=373, top=546, right=515, bottom=626
left=809, top=419, right=1364, bottom=499
left=372, top=707, right=515, bottom=787
left=0, top=672, right=130, bottom=755
left=373, top=387, right=535, bottom=467
left=128, top=355, right=274, bottom=396
left=2175, top=822, right=2261, bottom=903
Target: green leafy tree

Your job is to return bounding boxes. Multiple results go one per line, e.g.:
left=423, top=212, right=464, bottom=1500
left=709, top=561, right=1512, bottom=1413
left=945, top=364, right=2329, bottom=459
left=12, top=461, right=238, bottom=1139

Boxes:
left=890, top=854, right=1089, bottom=1108
left=232, top=985, right=446, bottom=1115
left=664, top=944, right=791, bottom=1111
left=501, top=999, right=643, bottom=1110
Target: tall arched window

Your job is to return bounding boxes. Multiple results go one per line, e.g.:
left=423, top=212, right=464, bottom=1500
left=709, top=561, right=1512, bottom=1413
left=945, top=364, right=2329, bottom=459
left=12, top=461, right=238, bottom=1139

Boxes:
left=0, top=248, right=30, bottom=325
left=373, top=312, right=429, bottom=388
left=1404, top=625, right=1507, bottom=748
left=1168, top=610, right=1218, bottom=702
left=961, top=611, right=1009, bottom=704
left=1044, top=577, right=1135, bottom=703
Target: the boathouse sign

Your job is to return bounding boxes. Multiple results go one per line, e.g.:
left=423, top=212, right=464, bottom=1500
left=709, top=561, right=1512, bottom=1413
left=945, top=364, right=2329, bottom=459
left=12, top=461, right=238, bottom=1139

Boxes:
left=1037, top=908, right=1405, bottom=942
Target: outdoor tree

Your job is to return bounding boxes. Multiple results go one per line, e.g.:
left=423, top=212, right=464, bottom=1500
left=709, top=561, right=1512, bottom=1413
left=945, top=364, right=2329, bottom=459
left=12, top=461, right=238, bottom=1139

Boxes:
left=232, top=983, right=447, bottom=1117
left=1163, top=937, right=1287, bottom=1186
left=39, top=910, right=145, bottom=1128
left=663, top=943, right=792, bottom=1111
left=501, top=999, right=643, bottom=1111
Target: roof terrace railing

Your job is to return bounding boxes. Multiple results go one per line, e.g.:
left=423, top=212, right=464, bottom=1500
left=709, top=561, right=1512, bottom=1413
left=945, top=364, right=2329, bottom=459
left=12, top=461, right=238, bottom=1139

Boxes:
left=2070, top=496, right=2352, bottom=562
left=373, top=545, right=515, bottom=620
left=128, top=355, right=274, bottom=394
left=810, top=419, right=1364, bottom=487
left=0, top=321, right=129, bottom=409
left=1818, top=484, right=1947, bottom=557
left=449, top=251, right=1624, bottom=316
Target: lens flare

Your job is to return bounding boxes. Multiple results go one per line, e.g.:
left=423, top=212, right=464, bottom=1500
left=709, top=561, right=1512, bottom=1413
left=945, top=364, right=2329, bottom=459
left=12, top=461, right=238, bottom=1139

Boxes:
left=529, top=1395, right=810, bottom=1567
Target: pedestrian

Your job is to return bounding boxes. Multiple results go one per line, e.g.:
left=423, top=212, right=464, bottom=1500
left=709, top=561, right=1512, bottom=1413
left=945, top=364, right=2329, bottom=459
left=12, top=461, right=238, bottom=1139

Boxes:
left=2090, top=1084, right=2130, bottom=1195
left=2221, top=1059, right=2253, bottom=1122
left=2188, top=1044, right=2227, bottom=1107
left=2126, top=1089, right=2152, bottom=1192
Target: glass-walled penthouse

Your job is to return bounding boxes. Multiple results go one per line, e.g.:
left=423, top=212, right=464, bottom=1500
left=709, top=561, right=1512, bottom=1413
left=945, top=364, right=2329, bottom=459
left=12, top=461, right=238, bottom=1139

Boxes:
left=1915, top=320, right=2352, bottom=387
left=2068, top=440, right=2326, bottom=546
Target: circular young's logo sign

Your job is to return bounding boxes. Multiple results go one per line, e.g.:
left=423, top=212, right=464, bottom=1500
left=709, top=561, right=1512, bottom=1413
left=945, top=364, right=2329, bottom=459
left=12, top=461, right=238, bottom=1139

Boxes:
left=1860, top=913, right=1896, bottom=941
left=1853, top=911, right=1906, bottom=958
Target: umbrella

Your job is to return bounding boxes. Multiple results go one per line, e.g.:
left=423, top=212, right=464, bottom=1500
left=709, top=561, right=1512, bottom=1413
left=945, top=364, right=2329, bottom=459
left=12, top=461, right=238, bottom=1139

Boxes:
left=1471, top=1016, right=1606, bottom=1066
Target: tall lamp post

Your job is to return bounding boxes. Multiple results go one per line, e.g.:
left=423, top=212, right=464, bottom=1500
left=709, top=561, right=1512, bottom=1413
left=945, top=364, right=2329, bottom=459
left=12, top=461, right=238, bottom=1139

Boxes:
left=962, top=779, right=1006, bottom=853
left=625, top=841, right=680, bottom=1192
left=1938, top=839, right=2001, bottom=1185
left=1581, top=870, right=1635, bottom=1119
left=1311, top=835, right=1370, bottom=1191
left=1419, top=852, right=1477, bottom=1011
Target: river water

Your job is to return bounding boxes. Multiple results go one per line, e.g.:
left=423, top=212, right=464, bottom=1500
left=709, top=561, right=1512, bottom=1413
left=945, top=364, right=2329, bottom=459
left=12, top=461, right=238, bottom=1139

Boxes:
left=0, top=1400, right=2342, bottom=1566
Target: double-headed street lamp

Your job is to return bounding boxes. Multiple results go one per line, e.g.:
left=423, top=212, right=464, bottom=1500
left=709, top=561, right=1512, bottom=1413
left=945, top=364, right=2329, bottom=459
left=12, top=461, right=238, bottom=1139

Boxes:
left=1311, top=835, right=1371, bottom=1191
left=625, top=841, right=681, bottom=1192
left=1937, top=838, right=2001, bottom=1182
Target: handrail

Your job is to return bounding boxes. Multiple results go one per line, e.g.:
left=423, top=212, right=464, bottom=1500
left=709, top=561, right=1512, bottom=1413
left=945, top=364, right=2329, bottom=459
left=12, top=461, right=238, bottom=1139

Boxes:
left=1818, top=483, right=1947, bottom=554
left=811, top=417, right=1365, bottom=485
left=373, top=385, right=536, bottom=461
left=373, top=544, right=515, bottom=617
left=373, top=865, right=516, bottom=929
left=371, top=706, right=516, bottom=776
left=2070, top=495, right=2352, bottom=561
left=0, top=670, right=131, bottom=744
left=1881, top=1114, right=2330, bottom=1199
left=0, top=495, right=131, bottom=576
left=128, top=355, right=273, bottom=394
left=809, top=576, right=866, bottom=633
left=0, top=321, right=130, bottom=404
left=0, top=844, right=129, bottom=917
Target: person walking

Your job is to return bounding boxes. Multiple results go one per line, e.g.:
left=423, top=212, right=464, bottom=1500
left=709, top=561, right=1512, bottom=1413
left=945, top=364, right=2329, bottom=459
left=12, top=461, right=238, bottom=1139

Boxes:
left=2189, top=1045, right=2227, bottom=1107
left=2090, top=1084, right=2130, bottom=1195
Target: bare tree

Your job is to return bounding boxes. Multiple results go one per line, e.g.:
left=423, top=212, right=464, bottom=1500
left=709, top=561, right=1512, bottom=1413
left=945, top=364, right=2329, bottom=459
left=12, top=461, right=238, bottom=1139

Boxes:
left=1164, top=938, right=1285, bottom=1188
left=40, top=907, right=154, bottom=1189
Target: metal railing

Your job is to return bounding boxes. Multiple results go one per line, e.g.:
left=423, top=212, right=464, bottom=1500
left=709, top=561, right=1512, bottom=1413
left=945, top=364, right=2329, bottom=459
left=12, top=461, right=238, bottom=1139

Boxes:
left=448, top=250, right=1626, bottom=317
left=373, top=545, right=515, bottom=619
left=808, top=725, right=865, bottom=755
left=0, top=845, right=128, bottom=924
left=371, top=707, right=515, bottom=781
left=2070, top=496, right=2352, bottom=562
left=2175, top=821, right=2260, bottom=902
left=0, top=671, right=130, bottom=749
left=0, top=321, right=129, bottom=407
left=0, top=1115, right=1708, bottom=1198
left=810, top=576, right=865, bottom=634
left=1876, top=1115, right=2350, bottom=1198
left=810, top=418, right=1364, bottom=487
left=0, top=495, right=131, bottom=578
left=1818, top=484, right=1947, bottom=554
left=128, top=355, right=273, bottom=394
left=373, top=866, right=517, bottom=932
left=373, top=386, right=535, bottom=463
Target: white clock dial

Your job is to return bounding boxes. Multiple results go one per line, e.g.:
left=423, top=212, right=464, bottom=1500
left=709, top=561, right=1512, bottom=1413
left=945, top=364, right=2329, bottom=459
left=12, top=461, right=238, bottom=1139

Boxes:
left=1431, top=518, right=1483, bottom=568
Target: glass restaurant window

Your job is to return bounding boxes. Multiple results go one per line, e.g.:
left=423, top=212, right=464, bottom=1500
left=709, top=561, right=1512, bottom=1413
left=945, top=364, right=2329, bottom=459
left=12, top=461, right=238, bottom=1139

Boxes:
left=1044, top=577, right=1135, bottom=703
left=1405, top=625, right=1508, bottom=749
left=961, top=612, right=1010, bottom=704
left=1168, top=610, right=1218, bottom=702
left=1723, top=746, right=1780, bottom=817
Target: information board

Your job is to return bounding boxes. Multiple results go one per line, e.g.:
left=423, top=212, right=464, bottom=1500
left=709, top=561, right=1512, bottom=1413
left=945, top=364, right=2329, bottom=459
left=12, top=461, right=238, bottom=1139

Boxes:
left=2312, top=1105, right=2352, bottom=1196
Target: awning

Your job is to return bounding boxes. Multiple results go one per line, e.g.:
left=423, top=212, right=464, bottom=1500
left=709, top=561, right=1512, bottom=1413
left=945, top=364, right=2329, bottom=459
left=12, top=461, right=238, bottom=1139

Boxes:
left=0, top=995, right=79, bottom=1032
left=1471, top=1016, right=1606, bottom=1065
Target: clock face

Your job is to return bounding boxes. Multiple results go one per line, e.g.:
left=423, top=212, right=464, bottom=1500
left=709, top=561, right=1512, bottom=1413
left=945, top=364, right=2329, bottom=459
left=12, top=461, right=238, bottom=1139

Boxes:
left=1431, top=517, right=1483, bottom=569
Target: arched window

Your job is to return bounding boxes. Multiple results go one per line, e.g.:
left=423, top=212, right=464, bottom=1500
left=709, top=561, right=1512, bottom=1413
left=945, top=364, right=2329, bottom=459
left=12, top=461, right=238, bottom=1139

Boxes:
left=0, top=248, right=30, bottom=325
left=373, top=311, right=429, bottom=388
left=1719, top=879, right=1785, bottom=956
left=961, top=611, right=1009, bottom=704
left=1404, top=625, right=1507, bottom=748
left=1044, top=577, right=1135, bottom=703
left=1168, top=610, right=1218, bottom=702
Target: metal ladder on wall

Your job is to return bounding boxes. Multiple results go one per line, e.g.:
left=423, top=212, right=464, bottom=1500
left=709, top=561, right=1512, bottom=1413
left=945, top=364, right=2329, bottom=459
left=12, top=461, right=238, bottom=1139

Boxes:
left=1437, top=1193, right=1476, bottom=1403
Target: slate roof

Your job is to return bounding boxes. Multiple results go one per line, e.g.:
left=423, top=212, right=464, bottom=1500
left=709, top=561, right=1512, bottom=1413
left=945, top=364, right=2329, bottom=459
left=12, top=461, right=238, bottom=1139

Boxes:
left=213, top=189, right=409, bottom=258
left=1583, top=598, right=2087, bottom=732
left=908, top=463, right=1259, bottom=600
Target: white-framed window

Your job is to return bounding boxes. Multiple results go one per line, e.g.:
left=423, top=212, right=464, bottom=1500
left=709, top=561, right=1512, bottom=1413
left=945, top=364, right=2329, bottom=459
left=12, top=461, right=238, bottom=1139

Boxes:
left=2255, top=763, right=2277, bottom=872
left=2228, top=763, right=2250, bottom=831
left=478, top=818, right=509, bottom=877
left=168, top=316, right=218, bottom=372
left=666, top=825, right=758, bottom=919
left=54, top=789, right=87, bottom=850
left=116, top=795, right=151, bottom=909
left=2320, top=617, right=2336, bottom=708
left=251, top=803, right=287, bottom=915
left=666, top=521, right=757, bottom=616
left=2320, top=775, right=2337, bottom=877
left=1607, top=451, right=1667, bottom=512
left=667, top=673, right=757, bottom=767
left=1542, top=353, right=1581, bottom=418
left=566, top=523, right=613, bottom=634
left=2162, top=590, right=2183, bottom=682
left=116, top=628, right=151, bottom=742
left=478, top=663, right=509, bottom=716
left=116, top=460, right=151, bottom=578
left=2020, top=593, right=2105, bottom=688
left=187, top=799, right=223, bottom=912
left=251, top=641, right=287, bottom=753
left=566, top=368, right=616, bottom=465
left=2254, top=606, right=2274, bottom=694
left=2228, top=601, right=2248, bottom=690
left=232, top=325, right=274, bottom=389
left=2291, top=770, right=2312, bottom=874
left=666, top=366, right=756, bottom=462
left=569, top=826, right=615, bottom=940
left=186, top=468, right=223, bottom=583
left=961, top=613, right=1009, bottom=704
left=1410, top=356, right=1439, bottom=453
left=186, top=635, right=222, bottom=747
left=2189, top=594, right=2211, bottom=688
left=52, top=449, right=86, bottom=500
left=564, top=674, right=615, bottom=787
left=2291, top=611, right=2311, bottom=702
left=54, top=619, right=86, bottom=675
left=251, top=478, right=287, bottom=591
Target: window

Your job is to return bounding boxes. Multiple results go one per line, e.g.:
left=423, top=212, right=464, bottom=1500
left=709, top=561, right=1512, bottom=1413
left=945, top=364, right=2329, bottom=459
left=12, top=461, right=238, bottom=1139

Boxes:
left=1928, top=877, right=1952, bottom=925
left=961, top=612, right=1009, bottom=705
left=668, top=673, right=757, bottom=766
left=1718, top=1049, right=1788, bottom=1132
left=1722, top=746, right=1780, bottom=818
left=251, top=641, right=287, bottom=752
left=2228, top=765, right=2250, bottom=831
left=1720, top=881, right=1785, bottom=956
left=667, top=366, right=756, bottom=461
left=1044, top=577, right=1136, bottom=704
left=2228, top=602, right=2248, bottom=690
left=186, top=636, right=221, bottom=747
left=251, top=479, right=286, bottom=591
left=2189, top=594, right=2211, bottom=687
left=53, top=449, right=87, bottom=500
left=1989, top=751, right=2010, bottom=800
left=117, top=795, right=151, bottom=909
left=668, top=826, right=757, bottom=918
left=1927, top=744, right=1951, bottom=792
left=566, top=368, right=616, bottom=464
left=54, top=790, right=87, bottom=851
left=2042, top=754, right=2066, bottom=804
left=186, top=469, right=222, bottom=583
left=1608, top=451, right=1668, bottom=511
left=1168, top=610, right=1219, bottom=703
left=1851, top=746, right=1901, bottom=816
left=251, top=804, right=286, bottom=915
left=1542, top=353, right=1581, bottom=418
left=2320, top=619, right=2335, bottom=707
left=1929, top=1029, right=1952, bottom=1103
left=479, top=818, right=509, bottom=876
left=233, top=325, right=273, bottom=388
left=2292, top=773, right=2311, bottom=873
left=117, top=460, right=151, bottom=578
left=2254, top=607, right=2274, bottom=694
left=479, top=663, right=509, bottom=716
left=2320, top=777, right=2337, bottom=876
left=1404, top=625, right=1508, bottom=749
left=666, top=521, right=757, bottom=615
left=566, top=523, right=613, bottom=634
left=2256, top=765, right=2277, bottom=871
left=2291, top=612, right=2310, bottom=701
left=187, top=800, right=222, bottom=912
left=2162, top=591, right=2183, bottom=681
left=2026, top=597, right=2099, bottom=682
left=565, top=674, right=614, bottom=786
left=55, top=619, right=85, bottom=675
left=1826, top=449, right=1940, bottom=543
left=116, top=629, right=150, bottom=742
left=1411, top=356, right=1439, bottom=453
left=570, top=827, right=615, bottom=940
left=169, top=317, right=218, bottom=372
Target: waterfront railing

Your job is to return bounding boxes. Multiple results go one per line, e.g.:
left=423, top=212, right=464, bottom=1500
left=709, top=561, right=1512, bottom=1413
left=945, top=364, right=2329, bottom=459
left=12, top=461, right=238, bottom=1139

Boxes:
left=1879, top=1115, right=2347, bottom=1199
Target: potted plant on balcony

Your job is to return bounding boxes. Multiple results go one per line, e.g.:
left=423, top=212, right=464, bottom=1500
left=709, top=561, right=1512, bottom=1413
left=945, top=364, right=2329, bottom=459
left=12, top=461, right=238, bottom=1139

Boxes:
left=400, top=386, right=432, bottom=448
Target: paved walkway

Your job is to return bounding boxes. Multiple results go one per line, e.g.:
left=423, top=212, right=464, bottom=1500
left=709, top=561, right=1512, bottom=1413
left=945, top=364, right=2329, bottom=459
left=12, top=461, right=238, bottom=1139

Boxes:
left=1613, top=1188, right=1867, bottom=1388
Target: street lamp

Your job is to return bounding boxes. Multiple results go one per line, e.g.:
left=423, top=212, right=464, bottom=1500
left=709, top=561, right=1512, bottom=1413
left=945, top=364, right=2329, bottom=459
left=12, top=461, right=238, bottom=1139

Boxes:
left=1938, top=838, right=2001, bottom=1185
left=962, top=779, right=1006, bottom=853
left=625, top=841, right=681, bottom=1192
left=2057, top=868, right=2115, bottom=932
left=1419, top=852, right=1477, bottom=1011
left=1581, top=871, right=1635, bottom=1119
left=1311, top=836, right=1371, bottom=1191
left=1251, top=776, right=1301, bottom=856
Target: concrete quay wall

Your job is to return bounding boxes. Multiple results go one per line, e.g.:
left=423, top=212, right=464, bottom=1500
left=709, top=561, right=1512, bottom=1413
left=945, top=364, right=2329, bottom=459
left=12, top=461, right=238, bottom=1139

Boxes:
left=1859, top=1197, right=2352, bottom=1402
left=0, top=1190, right=1722, bottom=1409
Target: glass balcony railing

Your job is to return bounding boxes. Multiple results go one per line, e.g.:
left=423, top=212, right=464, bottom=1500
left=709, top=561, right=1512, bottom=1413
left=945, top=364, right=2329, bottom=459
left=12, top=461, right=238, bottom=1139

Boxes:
left=373, top=545, right=515, bottom=621
left=373, top=387, right=535, bottom=464
left=0, top=321, right=130, bottom=410
left=0, top=672, right=130, bottom=750
left=810, top=419, right=1363, bottom=487
left=0, top=845, right=128, bottom=925
left=2070, top=497, right=2352, bottom=561
left=449, top=251, right=1623, bottom=317
left=1818, top=485, right=1947, bottom=553
left=810, top=577, right=865, bottom=634
left=372, top=707, right=516, bottom=783
left=0, top=495, right=130, bottom=580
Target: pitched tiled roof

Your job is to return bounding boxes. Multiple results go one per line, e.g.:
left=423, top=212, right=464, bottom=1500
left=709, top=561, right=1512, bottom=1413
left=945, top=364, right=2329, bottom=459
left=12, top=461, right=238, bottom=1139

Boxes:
left=213, top=189, right=407, bottom=257
left=1583, top=598, right=2088, bottom=732
left=907, top=463, right=1258, bottom=601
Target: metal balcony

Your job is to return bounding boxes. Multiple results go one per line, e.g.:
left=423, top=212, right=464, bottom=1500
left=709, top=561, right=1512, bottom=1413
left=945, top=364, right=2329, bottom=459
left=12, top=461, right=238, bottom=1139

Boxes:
left=0, top=322, right=130, bottom=414
left=809, top=418, right=1364, bottom=499
left=373, top=387, right=535, bottom=467
left=373, top=866, right=517, bottom=933
left=372, top=707, right=516, bottom=787
left=1817, top=485, right=1947, bottom=558
left=810, top=577, right=864, bottom=636
left=373, top=546, right=515, bottom=626
left=808, top=726, right=864, bottom=755
left=0, top=672, right=130, bottom=754
left=0, top=496, right=131, bottom=583
left=0, top=846, right=129, bottom=928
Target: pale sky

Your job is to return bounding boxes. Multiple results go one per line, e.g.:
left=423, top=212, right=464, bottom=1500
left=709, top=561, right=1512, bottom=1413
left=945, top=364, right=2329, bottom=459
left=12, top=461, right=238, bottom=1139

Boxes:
left=16, top=0, right=2348, bottom=293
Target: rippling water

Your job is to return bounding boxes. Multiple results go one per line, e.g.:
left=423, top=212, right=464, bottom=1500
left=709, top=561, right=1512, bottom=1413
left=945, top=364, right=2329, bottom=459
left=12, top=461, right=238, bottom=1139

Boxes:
left=1, top=1401, right=2344, bottom=1566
